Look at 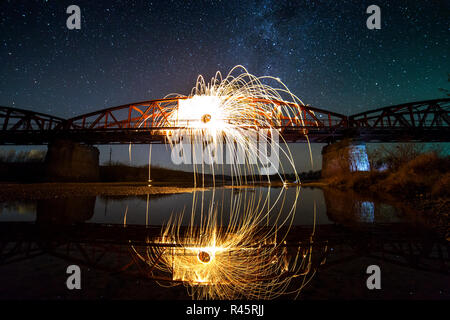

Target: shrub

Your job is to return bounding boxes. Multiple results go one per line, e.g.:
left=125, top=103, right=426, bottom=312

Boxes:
left=379, top=152, right=449, bottom=197
left=432, top=172, right=450, bottom=198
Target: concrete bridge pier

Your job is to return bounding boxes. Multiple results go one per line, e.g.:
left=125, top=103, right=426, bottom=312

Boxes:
left=321, top=139, right=370, bottom=178
left=44, top=139, right=100, bottom=182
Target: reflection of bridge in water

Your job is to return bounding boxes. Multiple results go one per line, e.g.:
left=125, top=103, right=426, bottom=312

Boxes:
left=0, top=98, right=449, bottom=144
left=0, top=222, right=448, bottom=277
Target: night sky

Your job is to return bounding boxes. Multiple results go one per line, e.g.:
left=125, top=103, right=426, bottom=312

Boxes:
left=0, top=0, right=448, bottom=169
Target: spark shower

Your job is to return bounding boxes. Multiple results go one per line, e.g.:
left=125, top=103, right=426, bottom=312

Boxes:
left=127, top=66, right=322, bottom=299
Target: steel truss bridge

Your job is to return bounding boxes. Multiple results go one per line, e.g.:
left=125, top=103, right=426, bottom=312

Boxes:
left=0, top=98, right=449, bottom=145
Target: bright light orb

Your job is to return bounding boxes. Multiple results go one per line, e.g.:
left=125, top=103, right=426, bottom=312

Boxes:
left=197, top=250, right=212, bottom=264
left=176, top=95, right=227, bottom=129
left=201, top=114, right=211, bottom=124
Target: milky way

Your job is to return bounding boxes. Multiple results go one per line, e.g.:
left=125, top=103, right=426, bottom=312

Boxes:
left=1, top=0, right=448, bottom=118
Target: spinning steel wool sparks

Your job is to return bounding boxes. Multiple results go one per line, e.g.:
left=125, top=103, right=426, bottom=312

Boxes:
left=128, top=66, right=319, bottom=299
left=163, top=65, right=312, bottom=182
left=132, top=65, right=316, bottom=182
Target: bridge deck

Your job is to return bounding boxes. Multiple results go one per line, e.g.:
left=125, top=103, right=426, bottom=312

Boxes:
left=1, top=98, right=449, bottom=144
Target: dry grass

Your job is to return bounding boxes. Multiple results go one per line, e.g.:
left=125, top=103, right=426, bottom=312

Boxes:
left=378, top=152, right=449, bottom=197
left=328, top=150, right=450, bottom=200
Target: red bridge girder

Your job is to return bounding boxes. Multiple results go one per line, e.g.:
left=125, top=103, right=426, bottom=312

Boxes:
left=63, top=97, right=349, bottom=130
left=0, top=98, right=449, bottom=144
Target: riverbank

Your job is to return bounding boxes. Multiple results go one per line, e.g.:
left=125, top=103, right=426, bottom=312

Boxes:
left=324, top=151, right=450, bottom=239
left=0, top=182, right=210, bottom=201
left=0, top=179, right=323, bottom=201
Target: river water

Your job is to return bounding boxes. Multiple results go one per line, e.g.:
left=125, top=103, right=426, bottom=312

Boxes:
left=0, top=186, right=448, bottom=299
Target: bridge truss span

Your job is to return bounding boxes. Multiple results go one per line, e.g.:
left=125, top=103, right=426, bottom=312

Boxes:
left=349, top=98, right=449, bottom=129
left=0, top=98, right=448, bottom=145
left=60, top=97, right=350, bottom=144
left=347, top=98, right=450, bottom=142
left=0, top=106, right=65, bottom=132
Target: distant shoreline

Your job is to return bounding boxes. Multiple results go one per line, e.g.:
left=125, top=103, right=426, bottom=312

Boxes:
left=0, top=179, right=325, bottom=202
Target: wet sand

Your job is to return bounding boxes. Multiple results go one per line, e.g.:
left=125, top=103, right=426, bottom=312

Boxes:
left=0, top=182, right=209, bottom=201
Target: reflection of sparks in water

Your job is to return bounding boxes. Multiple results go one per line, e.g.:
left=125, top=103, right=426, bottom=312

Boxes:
left=133, top=238, right=320, bottom=300
left=131, top=188, right=323, bottom=300
left=128, top=66, right=320, bottom=299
